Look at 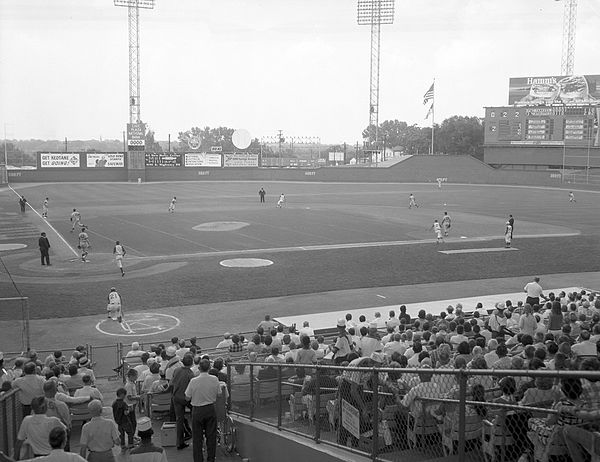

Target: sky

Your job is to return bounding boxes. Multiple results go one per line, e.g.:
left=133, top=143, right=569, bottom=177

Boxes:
left=1, top=0, right=599, bottom=144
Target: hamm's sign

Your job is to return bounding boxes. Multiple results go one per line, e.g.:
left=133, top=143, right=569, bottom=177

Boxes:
left=508, top=75, right=600, bottom=105
left=40, top=153, right=80, bottom=168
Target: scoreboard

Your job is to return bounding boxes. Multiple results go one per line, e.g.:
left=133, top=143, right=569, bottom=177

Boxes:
left=484, top=105, right=599, bottom=147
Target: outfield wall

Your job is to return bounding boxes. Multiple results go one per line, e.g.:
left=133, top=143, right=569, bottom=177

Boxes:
left=6, top=155, right=567, bottom=187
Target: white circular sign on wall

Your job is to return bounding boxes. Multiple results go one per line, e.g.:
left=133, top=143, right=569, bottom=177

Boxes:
left=232, top=129, right=252, bottom=150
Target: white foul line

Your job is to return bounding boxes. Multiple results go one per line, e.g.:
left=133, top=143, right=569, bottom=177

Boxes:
left=439, top=247, right=519, bottom=254
left=8, top=185, right=79, bottom=257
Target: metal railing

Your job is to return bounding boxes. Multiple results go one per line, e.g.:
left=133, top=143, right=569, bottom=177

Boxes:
left=226, top=362, right=600, bottom=462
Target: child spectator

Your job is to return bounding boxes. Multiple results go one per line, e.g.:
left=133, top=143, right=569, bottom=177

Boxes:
left=112, top=387, right=136, bottom=451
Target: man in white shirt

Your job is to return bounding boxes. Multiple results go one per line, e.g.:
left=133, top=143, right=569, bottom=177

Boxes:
left=383, top=334, right=406, bottom=358
left=185, top=359, right=221, bottom=462
left=386, top=309, right=400, bottom=331
left=524, top=277, right=545, bottom=307
left=74, top=375, right=103, bottom=403
left=298, top=321, right=315, bottom=339
left=572, top=331, right=597, bottom=358
left=215, top=333, right=233, bottom=349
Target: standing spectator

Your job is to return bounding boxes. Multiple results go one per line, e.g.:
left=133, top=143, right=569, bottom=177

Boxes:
left=129, top=417, right=168, bottom=462
left=112, top=388, right=135, bottom=451
left=169, top=355, right=194, bottom=450
left=79, top=399, right=120, bottom=461
left=329, top=319, right=353, bottom=365
left=12, top=362, right=45, bottom=415
left=163, top=347, right=182, bottom=382
left=519, top=304, right=538, bottom=337
left=257, top=314, right=276, bottom=332
left=14, top=397, right=66, bottom=459
left=185, top=359, right=221, bottom=462
left=524, top=277, right=545, bottom=307
left=38, top=233, right=51, bottom=266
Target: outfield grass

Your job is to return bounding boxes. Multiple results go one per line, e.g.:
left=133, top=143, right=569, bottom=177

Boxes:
left=0, top=181, right=598, bottom=325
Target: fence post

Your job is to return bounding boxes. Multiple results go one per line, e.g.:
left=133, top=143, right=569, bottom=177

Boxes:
left=315, top=366, right=321, bottom=443
left=458, top=368, right=467, bottom=462
left=117, top=342, right=123, bottom=382
left=226, top=363, right=232, bottom=411
left=249, top=364, right=255, bottom=421
left=371, top=368, right=379, bottom=462
left=277, top=365, right=283, bottom=430
left=87, top=343, right=92, bottom=368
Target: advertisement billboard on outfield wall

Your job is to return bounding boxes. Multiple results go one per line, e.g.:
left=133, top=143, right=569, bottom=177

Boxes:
left=39, top=153, right=80, bottom=168
left=223, top=153, right=259, bottom=167
left=86, top=153, right=124, bottom=168
left=509, top=75, right=600, bottom=106
left=145, top=153, right=182, bottom=167
left=184, top=152, right=222, bottom=167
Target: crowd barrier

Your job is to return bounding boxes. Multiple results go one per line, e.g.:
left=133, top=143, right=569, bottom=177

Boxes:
left=225, top=363, right=600, bottom=462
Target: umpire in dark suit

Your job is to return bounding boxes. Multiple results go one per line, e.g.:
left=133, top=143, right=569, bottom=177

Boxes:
left=38, top=232, right=51, bottom=266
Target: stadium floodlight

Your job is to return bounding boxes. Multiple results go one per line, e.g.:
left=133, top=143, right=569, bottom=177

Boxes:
left=357, top=0, right=395, bottom=152
left=115, top=0, right=155, bottom=125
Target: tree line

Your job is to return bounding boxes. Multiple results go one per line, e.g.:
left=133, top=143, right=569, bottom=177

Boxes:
left=1, top=114, right=484, bottom=166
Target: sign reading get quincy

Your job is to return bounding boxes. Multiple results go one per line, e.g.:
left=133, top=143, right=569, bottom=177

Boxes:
left=40, top=153, right=80, bottom=168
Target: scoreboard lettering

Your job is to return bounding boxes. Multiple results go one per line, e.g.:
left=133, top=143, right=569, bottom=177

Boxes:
left=485, top=105, right=599, bottom=146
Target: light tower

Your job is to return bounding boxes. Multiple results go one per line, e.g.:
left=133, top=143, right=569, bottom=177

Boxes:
left=357, top=0, right=395, bottom=149
left=558, top=0, right=578, bottom=75
left=114, top=0, right=154, bottom=124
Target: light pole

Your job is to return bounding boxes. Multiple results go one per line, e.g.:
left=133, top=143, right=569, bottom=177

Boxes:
left=357, top=0, right=395, bottom=156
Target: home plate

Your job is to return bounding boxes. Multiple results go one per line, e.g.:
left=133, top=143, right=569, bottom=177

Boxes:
left=220, top=258, right=273, bottom=268
left=439, top=247, right=518, bottom=254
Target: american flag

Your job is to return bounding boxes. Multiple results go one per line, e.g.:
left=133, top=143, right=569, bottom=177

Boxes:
left=425, top=103, right=434, bottom=120
left=423, top=82, right=434, bottom=105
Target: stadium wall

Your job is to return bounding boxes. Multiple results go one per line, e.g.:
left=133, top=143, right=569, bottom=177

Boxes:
left=6, top=155, right=564, bottom=187
left=484, top=145, right=600, bottom=168
left=234, top=417, right=371, bottom=462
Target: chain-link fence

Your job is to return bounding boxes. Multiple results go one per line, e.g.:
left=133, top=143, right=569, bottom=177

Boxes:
left=227, top=362, right=600, bottom=462
left=0, top=389, right=24, bottom=457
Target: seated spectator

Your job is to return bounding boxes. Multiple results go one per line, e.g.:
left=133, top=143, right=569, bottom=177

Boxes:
left=296, top=336, right=317, bottom=365
left=284, top=343, right=299, bottom=363
left=42, top=381, right=72, bottom=449
left=175, top=340, right=189, bottom=358
left=209, top=358, right=228, bottom=383
left=383, top=333, right=406, bottom=358
left=257, top=357, right=278, bottom=381
left=14, top=396, right=66, bottom=459
left=386, top=309, right=400, bottom=331
left=247, top=334, right=265, bottom=354
left=484, top=339, right=499, bottom=367
left=491, top=343, right=511, bottom=369
left=129, top=416, right=167, bottom=461
left=571, top=330, right=597, bottom=360
left=310, top=340, right=325, bottom=360
left=528, top=378, right=584, bottom=445
left=298, top=321, right=315, bottom=339
left=12, top=362, right=46, bottom=415
left=77, top=357, right=96, bottom=385
left=231, top=364, right=252, bottom=385
left=163, top=346, right=182, bottom=381
left=450, top=325, right=468, bottom=348
left=63, top=364, right=84, bottom=390
left=125, top=342, right=145, bottom=358
left=216, top=332, right=233, bottom=349
left=267, top=347, right=285, bottom=364
left=229, top=334, right=244, bottom=353
left=142, top=362, right=162, bottom=392
left=44, top=351, right=65, bottom=368
left=520, top=375, right=561, bottom=406
left=400, top=364, right=441, bottom=418
left=257, top=314, right=276, bottom=332
left=149, top=371, right=169, bottom=393
left=74, top=375, right=103, bottom=403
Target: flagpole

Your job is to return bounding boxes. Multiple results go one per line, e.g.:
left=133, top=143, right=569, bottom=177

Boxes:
left=431, top=78, right=435, bottom=155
